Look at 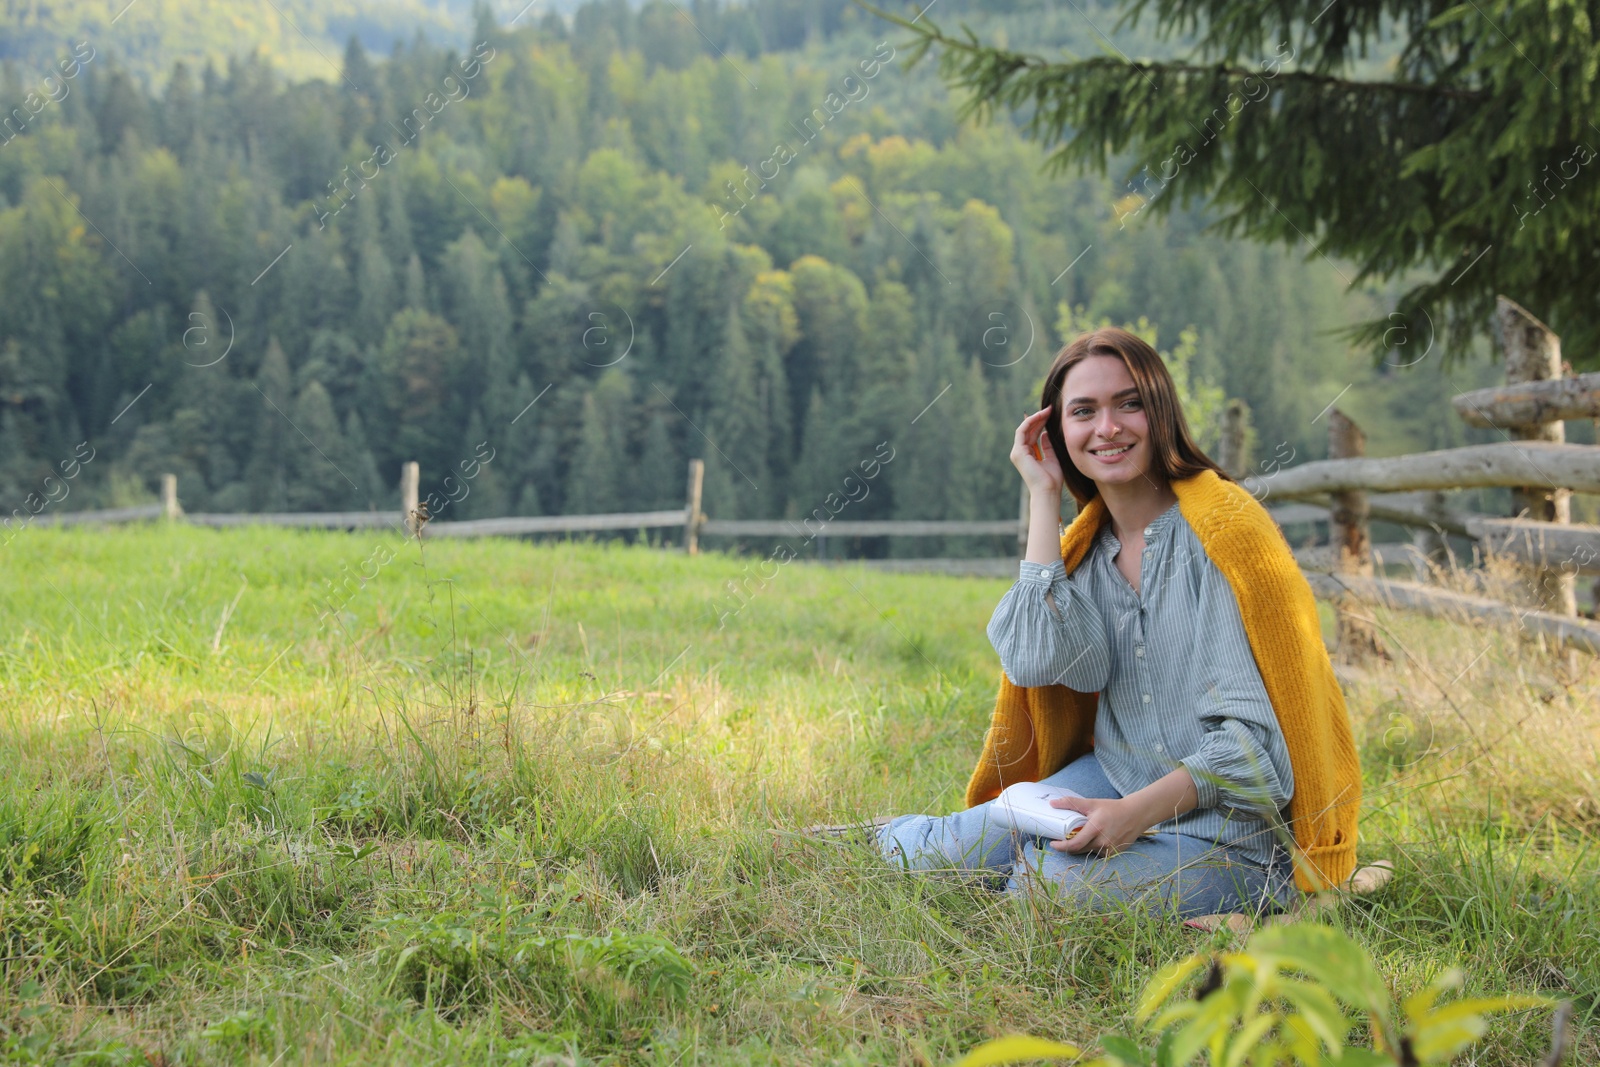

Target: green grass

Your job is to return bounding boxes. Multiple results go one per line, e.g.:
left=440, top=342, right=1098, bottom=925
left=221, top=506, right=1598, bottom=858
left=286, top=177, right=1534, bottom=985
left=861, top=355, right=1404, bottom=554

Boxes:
left=0, top=525, right=1594, bottom=1064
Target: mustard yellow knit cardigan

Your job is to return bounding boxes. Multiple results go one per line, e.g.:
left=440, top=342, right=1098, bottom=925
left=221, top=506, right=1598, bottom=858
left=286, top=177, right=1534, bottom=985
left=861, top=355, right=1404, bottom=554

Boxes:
left=964, top=468, right=1361, bottom=892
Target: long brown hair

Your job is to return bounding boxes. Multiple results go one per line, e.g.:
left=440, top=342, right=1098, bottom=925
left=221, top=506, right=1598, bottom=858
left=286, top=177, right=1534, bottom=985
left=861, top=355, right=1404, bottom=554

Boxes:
left=1041, top=327, right=1231, bottom=509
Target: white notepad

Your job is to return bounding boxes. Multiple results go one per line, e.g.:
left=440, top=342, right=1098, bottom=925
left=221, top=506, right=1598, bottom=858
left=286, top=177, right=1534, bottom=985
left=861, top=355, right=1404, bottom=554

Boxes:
left=991, top=781, right=1090, bottom=841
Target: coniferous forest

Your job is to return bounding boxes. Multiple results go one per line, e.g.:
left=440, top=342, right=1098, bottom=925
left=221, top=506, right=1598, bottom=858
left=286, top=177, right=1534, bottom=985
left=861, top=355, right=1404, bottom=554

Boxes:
left=0, top=0, right=1479, bottom=550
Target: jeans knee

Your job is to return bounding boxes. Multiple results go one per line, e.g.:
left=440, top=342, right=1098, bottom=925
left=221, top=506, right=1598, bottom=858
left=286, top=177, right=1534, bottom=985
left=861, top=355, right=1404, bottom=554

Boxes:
left=880, top=812, right=1021, bottom=873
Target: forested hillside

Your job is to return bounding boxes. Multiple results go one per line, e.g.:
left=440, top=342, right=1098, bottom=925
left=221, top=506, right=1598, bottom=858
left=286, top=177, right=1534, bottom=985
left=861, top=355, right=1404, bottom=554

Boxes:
left=0, top=0, right=1020, bottom=87
left=0, top=0, right=1478, bottom=547
left=0, top=0, right=465, bottom=85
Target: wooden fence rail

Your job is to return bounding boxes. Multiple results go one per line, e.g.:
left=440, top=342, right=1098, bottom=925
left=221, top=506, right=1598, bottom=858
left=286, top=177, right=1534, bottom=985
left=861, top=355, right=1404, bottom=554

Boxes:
left=1239, top=440, right=1600, bottom=497
left=425, top=510, right=687, bottom=538
left=1276, top=494, right=1484, bottom=540
left=1466, top=517, right=1600, bottom=575
left=698, top=518, right=1020, bottom=538
left=185, top=511, right=405, bottom=529
left=1302, top=572, right=1600, bottom=656
left=1452, top=370, right=1600, bottom=427
left=29, top=504, right=164, bottom=526
left=24, top=492, right=1031, bottom=543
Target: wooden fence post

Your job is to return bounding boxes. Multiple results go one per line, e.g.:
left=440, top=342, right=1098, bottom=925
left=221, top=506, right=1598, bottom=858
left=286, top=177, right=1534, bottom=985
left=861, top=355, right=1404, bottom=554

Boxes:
left=1494, top=296, right=1576, bottom=618
left=161, top=473, right=181, bottom=520
left=1407, top=489, right=1451, bottom=582
left=1328, top=409, right=1391, bottom=666
left=401, top=462, right=420, bottom=538
left=1217, top=398, right=1252, bottom=478
left=683, top=458, right=704, bottom=555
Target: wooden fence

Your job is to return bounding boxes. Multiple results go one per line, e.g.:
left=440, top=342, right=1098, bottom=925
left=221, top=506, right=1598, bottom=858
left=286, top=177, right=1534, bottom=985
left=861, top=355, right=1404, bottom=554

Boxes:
left=27, top=460, right=1025, bottom=550
left=1233, top=296, right=1600, bottom=657
left=19, top=295, right=1600, bottom=653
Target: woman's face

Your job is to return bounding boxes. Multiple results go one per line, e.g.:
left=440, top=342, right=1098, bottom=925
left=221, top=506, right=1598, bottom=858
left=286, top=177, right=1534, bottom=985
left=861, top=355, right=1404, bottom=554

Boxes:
left=1057, top=354, right=1156, bottom=487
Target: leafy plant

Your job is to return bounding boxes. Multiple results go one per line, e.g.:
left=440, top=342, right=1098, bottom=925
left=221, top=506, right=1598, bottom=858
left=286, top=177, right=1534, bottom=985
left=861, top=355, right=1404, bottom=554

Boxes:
left=328, top=841, right=380, bottom=864
left=0, top=795, right=97, bottom=895
left=374, top=907, right=693, bottom=1016
left=202, top=1008, right=269, bottom=1046
left=952, top=922, right=1564, bottom=1066
left=553, top=931, right=694, bottom=1002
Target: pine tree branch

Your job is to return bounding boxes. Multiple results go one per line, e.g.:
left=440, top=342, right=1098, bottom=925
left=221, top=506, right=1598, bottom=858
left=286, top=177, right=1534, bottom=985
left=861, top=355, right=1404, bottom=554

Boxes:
left=858, top=2, right=1487, bottom=102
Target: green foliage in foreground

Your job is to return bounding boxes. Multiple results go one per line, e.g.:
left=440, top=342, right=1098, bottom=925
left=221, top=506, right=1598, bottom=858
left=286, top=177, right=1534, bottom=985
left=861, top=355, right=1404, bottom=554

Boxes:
left=958, top=923, right=1563, bottom=1066
left=0, top=526, right=1595, bottom=1064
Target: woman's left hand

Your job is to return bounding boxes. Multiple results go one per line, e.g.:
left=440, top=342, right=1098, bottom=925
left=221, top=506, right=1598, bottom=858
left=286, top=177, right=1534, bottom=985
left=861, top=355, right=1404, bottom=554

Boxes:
left=1046, top=795, right=1152, bottom=856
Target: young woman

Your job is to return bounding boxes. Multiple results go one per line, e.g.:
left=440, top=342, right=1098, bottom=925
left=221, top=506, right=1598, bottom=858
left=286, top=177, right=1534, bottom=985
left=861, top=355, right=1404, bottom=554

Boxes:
left=876, top=327, right=1361, bottom=918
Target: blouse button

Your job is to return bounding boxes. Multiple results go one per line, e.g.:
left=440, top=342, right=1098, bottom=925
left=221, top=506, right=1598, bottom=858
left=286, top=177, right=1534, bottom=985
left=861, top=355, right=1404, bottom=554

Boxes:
left=1143, top=693, right=1152, bottom=704
left=1144, top=525, right=1153, bottom=537
left=1135, top=645, right=1145, bottom=657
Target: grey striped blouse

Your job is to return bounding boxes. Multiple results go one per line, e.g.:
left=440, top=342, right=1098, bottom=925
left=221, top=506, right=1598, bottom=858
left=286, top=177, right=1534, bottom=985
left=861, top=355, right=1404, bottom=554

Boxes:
left=985, top=499, right=1294, bottom=867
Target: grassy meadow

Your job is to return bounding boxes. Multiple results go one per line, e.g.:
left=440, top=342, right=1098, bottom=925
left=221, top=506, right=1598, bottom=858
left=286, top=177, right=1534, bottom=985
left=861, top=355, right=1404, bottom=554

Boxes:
left=0, top=525, right=1595, bottom=1064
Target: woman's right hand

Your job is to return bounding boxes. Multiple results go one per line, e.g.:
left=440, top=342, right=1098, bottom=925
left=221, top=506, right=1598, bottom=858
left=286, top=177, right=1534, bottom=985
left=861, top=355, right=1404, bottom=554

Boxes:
left=1010, top=408, right=1065, bottom=497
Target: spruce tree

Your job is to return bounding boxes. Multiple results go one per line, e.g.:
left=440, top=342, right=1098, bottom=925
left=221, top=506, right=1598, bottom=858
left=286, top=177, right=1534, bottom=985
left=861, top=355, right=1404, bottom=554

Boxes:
left=945, top=355, right=1003, bottom=556
left=891, top=330, right=960, bottom=556
left=342, top=409, right=386, bottom=511
left=339, top=37, right=377, bottom=142
left=285, top=379, right=350, bottom=511
left=786, top=255, right=869, bottom=433
left=514, top=481, right=545, bottom=517
left=167, top=291, right=239, bottom=506
left=355, top=241, right=397, bottom=345
left=792, top=386, right=841, bottom=535
left=455, top=409, right=508, bottom=520
left=382, top=177, right=416, bottom=269
left=521, top=274, right=589, bottom=385
left=635, top=410, right=682, bottom=513
left=403, top=254, right=428, bottom=311
left=362, top=308, right=469, bottom=480
left=243, top=338, right=294, bottom=511
left=564, top=369, right=634, bottom=518
left=879, top=0, right=1600, bottom=362
left=704, top=305, right=770, bottom=521
left=501, top=373, right=546, bottom=506
left=845, top=279, right=919, bottom=528
left=0, top=408, right=32, bottom=511
left=947, top=199, right=1018, bottom=369
left=740, top=271, right=799, bottom=509
left=440, top=230, right=516, bottom=424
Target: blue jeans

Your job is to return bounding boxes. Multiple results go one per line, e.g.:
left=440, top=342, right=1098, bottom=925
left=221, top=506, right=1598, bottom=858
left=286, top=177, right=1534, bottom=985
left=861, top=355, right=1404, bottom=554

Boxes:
left=877, top=753, right=1301, bottom=918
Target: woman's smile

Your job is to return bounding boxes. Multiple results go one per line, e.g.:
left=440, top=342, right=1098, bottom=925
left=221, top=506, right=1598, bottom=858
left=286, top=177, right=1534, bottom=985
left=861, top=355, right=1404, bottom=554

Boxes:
left=1089, top=442, right=1135, bottom=462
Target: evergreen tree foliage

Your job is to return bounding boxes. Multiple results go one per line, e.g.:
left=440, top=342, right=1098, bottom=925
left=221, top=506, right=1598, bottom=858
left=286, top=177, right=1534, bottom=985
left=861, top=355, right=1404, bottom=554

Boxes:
left=342, top=408, right=386, bottom=510
left=565, top=368, right=634, bottom=517
left=635, top=410, right=683, bottom=514
left=286, top=379, right=353, bottom=511
left=877, top=0, right=1600, bottom=363
left=244, top=338, right=295, bottom=511
left=703, top=305, right=772, bottom=521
